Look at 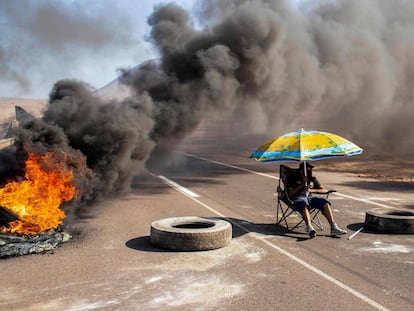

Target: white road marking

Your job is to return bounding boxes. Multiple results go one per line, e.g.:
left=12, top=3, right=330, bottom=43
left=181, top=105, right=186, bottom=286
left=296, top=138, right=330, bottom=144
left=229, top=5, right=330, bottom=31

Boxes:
left=333, top=192, right=390, bottom=208
left=158, top=175, right=200, bottom=198
left=185, top=153, right=279, bottom=180
left=185, top=153, right=397, bottom=209
left=156, top=174, right=390, bottom=311
left=365, top=197, right=405, bottom=201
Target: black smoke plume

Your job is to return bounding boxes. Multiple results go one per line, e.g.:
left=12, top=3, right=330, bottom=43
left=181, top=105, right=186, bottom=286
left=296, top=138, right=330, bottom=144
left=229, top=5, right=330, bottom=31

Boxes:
left=124, top=0, right=414, bottom=152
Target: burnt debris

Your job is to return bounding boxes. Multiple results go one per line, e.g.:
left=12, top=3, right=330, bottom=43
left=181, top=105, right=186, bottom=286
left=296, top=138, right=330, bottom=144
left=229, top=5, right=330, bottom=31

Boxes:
left=0, top=229, right=71, bottom=258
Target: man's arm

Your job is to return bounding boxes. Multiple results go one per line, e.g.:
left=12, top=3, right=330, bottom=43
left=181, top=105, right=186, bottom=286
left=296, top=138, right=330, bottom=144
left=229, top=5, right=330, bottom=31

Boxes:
left=308, top=187, right=328, bottom=194
left=308, top=176, right=327, bottom=193
left=288, top=176, right=307, bottom=198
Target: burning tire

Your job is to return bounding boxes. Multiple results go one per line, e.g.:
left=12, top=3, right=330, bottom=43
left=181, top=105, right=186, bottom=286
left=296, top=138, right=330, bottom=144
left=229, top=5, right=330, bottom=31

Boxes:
left=150, top=216, right=232, bottom=251
left=365, top=208, right=414, bottom=234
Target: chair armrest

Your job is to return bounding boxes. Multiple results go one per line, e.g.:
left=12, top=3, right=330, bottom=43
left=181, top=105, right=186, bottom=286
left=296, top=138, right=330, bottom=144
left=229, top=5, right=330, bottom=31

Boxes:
left=309, top=189, right=337, bottom=200
left=309, top=188, right=336, bottom=195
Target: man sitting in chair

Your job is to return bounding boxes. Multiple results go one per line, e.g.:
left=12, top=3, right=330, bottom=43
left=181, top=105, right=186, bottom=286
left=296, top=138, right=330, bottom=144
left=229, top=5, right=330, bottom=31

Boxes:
left=287, top=162, right=347, bottom=238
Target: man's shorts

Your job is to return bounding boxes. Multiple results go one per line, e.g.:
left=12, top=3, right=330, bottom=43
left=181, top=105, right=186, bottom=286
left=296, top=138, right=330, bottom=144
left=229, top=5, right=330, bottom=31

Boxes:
left=292, top=195, right=329, bottom=213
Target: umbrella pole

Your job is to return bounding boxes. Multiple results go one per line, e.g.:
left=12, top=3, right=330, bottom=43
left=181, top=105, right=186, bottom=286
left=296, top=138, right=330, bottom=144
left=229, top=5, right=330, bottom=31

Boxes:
left=303, top=161, right=309, bottom=198
left=304, top=161, right=307, bottom=178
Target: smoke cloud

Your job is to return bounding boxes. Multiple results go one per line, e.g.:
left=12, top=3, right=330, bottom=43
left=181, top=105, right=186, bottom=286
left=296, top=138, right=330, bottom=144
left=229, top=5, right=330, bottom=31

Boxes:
left=0, top=0, right=139, bottom=97
left=124, top=0, right=414, bottom=152
left=3, top=0, right=414, bottom=203
left=43, top=80, right=155, bottom=196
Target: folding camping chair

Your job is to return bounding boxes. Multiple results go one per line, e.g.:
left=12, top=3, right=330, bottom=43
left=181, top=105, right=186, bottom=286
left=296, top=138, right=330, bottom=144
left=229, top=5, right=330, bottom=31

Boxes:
left=276, top=164, right=335, bottom=232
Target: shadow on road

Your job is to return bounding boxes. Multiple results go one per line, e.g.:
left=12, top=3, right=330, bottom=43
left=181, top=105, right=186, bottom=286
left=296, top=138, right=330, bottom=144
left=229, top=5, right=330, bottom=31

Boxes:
left=225, top=217, right=345, bottom=241
left=125, top=236, right=169, bottom=252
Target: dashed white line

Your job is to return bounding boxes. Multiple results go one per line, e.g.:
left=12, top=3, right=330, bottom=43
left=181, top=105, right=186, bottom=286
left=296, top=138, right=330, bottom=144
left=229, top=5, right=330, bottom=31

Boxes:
left=158, top=175, right=200, bottom=198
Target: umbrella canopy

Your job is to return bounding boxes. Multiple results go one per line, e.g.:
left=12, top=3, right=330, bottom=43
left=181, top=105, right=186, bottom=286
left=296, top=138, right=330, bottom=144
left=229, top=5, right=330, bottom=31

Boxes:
left=250, top=129, right=363, bottom=163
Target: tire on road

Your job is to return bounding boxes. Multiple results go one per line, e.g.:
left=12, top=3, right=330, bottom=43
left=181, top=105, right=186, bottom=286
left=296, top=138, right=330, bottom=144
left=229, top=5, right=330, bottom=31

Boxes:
left=365, top=208, right=414, bottom=234
left=150, top=216, right=232, bottom=251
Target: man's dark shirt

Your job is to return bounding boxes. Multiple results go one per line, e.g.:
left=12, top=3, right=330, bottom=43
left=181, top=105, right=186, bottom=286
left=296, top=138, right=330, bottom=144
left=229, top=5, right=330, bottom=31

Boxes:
left=286, top=169, right=322, bottom=199
left=286, top=170, right=307, bottom=198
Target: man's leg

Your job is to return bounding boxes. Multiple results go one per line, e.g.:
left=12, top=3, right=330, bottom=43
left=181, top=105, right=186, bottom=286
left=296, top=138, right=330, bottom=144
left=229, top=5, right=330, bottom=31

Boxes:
left=312, top=199, right=347, bottom=236
left=309, top=198, right=335, bottom=224
left=322, top=203, right=334, bottom=225
left=293, top=197, right=316, bottom=238
left=302, top=207, right=316, bottom=238
left=302, top=207, right=312, bottom=225
left=322, top=203, right=347, bottom=235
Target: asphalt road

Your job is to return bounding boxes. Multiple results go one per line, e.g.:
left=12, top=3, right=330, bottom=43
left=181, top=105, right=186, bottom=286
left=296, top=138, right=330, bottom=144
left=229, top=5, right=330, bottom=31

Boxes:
left=1, top=122, right=413, bottom=311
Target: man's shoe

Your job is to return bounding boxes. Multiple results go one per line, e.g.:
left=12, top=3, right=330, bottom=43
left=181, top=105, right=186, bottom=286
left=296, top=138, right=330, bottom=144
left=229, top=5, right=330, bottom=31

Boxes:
left=330, top=226, right=347, bottom=236
left=306, top=226, right=316, bottom=238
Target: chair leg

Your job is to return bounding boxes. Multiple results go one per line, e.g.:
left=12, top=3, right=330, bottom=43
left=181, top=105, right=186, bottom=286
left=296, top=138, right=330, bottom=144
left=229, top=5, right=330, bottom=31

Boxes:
left=289, top=212, right=305, bottom=231
left=276, top=202, right=325, bottom=233
left=276, top=201, right=292, bottom=230
left=276, top=202, right=287, bottom=227
left=276, top=201, right=303, bottom=231
left=311, top=210, right=324, bottom=230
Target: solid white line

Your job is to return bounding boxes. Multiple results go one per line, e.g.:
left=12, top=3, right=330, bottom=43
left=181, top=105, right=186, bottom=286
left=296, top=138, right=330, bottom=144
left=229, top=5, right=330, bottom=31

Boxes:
left=155, top=173, right=389, bottom=311
left=333, top=192, right=391, bottom=208
left=256, top=236, right=389, bottom=311
left=185, top=153, right=394, bottom=209
left=158, top=175, right=200, bottom=198
left=185, top=153, right=279, bottom=180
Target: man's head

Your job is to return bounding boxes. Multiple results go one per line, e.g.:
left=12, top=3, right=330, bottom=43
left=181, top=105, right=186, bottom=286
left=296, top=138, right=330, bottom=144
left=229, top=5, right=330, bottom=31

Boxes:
left=299, top=162, right=314, bottom=176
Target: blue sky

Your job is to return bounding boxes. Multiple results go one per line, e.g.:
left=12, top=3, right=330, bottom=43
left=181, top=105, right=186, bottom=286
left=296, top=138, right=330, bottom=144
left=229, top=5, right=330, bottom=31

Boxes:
left=0, top=0, right=302, bottom=99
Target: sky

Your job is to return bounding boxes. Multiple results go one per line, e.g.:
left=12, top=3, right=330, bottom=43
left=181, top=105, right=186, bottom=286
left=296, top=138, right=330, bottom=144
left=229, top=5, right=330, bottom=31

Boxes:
left=0, top=0, right=199, bottom=99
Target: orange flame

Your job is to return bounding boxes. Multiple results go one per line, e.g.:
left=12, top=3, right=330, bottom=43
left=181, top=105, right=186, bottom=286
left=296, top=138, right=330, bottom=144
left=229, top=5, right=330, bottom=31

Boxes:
left=0, top=151, right=76, bottom=234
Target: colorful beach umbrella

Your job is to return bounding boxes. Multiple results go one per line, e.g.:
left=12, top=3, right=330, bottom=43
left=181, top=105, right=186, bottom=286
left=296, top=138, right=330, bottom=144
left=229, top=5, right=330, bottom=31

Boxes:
left=250, top=129, right=363, bottom=163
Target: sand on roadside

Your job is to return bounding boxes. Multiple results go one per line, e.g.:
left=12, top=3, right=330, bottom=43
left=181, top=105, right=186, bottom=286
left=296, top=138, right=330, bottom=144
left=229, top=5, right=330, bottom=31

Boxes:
left=0, top=97, right=47, bottom=120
